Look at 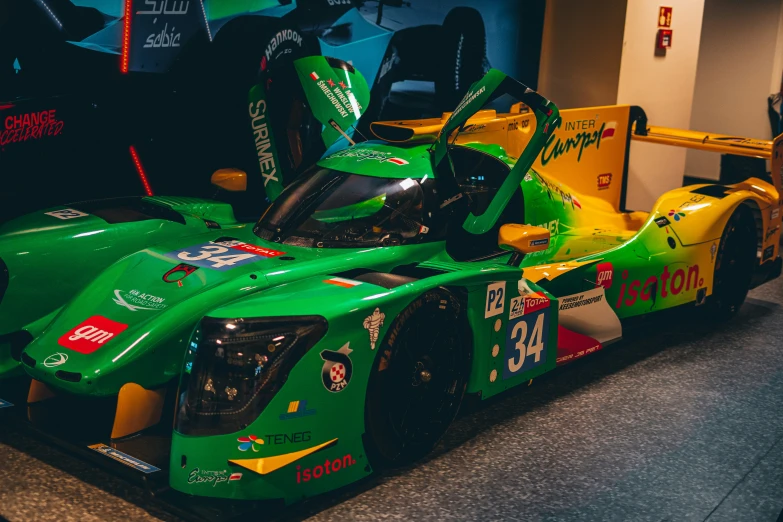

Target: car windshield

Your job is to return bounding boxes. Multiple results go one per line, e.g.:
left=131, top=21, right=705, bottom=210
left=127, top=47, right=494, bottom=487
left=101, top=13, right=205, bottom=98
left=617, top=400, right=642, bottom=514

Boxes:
left=254, top=167, right=444, bottom=247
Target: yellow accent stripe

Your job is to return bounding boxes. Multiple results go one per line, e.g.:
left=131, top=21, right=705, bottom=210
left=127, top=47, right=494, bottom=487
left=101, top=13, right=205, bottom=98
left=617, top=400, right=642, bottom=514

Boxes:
left=229, top=438, right=338, bottom=476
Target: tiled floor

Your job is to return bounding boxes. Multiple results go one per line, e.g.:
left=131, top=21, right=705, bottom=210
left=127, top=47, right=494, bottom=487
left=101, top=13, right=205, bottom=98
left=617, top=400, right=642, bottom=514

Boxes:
left=2, top=281, right=783, bottom=522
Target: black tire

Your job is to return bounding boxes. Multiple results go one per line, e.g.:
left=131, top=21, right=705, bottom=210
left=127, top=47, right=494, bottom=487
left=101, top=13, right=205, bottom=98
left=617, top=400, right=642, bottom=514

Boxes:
left=708, top=205, right=757, bottom=320
left=364, top=288, right=471, bottom=467
left=435, top=7, right=487, bottom=111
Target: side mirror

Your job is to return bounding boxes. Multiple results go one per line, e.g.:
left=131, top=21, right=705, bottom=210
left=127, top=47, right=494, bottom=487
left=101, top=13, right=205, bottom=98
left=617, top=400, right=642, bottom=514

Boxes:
left=498, top=223, right=551, bottom=266
left=211, top=169, right=247, bottom=192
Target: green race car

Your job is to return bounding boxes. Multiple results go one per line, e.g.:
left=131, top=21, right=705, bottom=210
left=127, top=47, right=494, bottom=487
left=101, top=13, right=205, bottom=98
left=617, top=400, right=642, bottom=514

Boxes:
left=1, top=62, right=781, bottom=508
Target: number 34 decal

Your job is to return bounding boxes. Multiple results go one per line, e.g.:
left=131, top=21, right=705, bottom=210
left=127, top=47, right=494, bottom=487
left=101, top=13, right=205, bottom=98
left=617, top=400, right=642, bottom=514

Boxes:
left=165, top=241, right=284, bottom=271
left=503, top=295, right=550, bottom=379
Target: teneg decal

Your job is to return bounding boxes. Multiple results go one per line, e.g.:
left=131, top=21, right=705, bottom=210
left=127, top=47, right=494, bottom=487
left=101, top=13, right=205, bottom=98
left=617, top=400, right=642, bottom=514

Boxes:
left=615, top=265, right=704, bottom=308
left=58, top=316, right=128, bottom=354
left=363, top=308, right=385, bottom=350
left=320, top=343, right=353, bottom=393
left=237, top=435, right=264, bottom=452
left=504, top=294, right=550, bottom=379
left=45, top=209, right=88, bottom=220
left=296, top=454, right=356, bottom=484
left=163, top=263, right=199, bottom=284
left=165, top=240, right=284, bottom=271
left=485, top=282, right=506, bottom=318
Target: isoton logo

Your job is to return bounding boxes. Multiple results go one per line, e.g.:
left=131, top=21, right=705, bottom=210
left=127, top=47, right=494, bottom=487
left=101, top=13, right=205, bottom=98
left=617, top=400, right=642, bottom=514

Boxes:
left=615, top=265, right=704, bottom=308
left=596, top=262, right=613, bottom=289
left=58, top=316, right=128, bottom=354
left=296, top=454, right=356, bottom=484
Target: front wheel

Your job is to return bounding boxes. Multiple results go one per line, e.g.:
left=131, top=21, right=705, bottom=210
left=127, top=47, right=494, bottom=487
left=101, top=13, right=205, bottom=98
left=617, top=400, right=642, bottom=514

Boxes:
left=708, top=205, right=757, bottom=320
left=364, top=288, right=471, bottom=467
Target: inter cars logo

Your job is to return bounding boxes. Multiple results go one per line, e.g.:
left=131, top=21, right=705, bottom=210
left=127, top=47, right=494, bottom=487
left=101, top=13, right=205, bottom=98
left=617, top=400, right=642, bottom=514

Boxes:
left=58, top=316, right=128, bottom=354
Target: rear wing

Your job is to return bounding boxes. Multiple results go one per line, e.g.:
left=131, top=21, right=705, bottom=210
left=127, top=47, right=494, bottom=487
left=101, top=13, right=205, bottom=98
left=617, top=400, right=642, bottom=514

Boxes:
left=632, top=124, right=782, bottom=196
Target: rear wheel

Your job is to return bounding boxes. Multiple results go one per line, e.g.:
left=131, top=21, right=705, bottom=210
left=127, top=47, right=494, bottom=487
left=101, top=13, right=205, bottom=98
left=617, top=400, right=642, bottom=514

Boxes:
left=365, top=288, right=471, bottom=467
left=708, top=205, right=757, bottom=320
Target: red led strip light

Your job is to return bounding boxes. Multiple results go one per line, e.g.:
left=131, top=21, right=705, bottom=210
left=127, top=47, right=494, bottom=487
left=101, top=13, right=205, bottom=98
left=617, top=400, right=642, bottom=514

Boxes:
left=121, top=0, right=132, bottom=73
left=129, top=146, right=154, bottom=196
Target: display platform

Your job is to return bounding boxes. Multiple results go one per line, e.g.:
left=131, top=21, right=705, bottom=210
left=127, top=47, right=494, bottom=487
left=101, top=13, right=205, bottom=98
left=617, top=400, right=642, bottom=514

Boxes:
left=1, top=279, right=782, bottom=522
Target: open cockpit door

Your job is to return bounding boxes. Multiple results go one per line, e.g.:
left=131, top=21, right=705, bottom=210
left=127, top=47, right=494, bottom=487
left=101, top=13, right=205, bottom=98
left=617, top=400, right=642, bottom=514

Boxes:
left=429, top=69, right=560, bottom=235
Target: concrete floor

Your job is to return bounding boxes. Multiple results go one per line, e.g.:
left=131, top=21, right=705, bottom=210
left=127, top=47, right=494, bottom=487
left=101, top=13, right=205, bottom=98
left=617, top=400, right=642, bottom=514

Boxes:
left=2, top=280, right=783, bottom=522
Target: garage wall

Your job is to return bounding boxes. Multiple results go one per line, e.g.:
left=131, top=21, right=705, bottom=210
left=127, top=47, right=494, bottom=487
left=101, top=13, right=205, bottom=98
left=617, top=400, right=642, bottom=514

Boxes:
left=617, top=0, right=706, bottom=211
left=537, top=0, right=627, bottom=109
left=686, top=0, right=783, bottom=181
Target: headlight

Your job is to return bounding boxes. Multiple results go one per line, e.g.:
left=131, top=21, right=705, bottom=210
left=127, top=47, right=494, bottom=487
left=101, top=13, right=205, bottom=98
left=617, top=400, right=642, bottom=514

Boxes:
left=175, top=316, right=327, bottom=436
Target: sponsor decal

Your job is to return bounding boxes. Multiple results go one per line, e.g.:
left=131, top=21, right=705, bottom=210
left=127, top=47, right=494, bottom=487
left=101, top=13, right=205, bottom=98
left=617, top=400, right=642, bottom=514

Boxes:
left=45, top=209, right=88, bottom=220
left=143, top=23, right=182, bottom=49
left=248, top=94, right=280, bottom=190
left=462, top=123, right=486, bottom=133
left=326, top=148, right=393, bottom=162
left=655, top=216, right=670, bottom=228
left=314, top=75, right=363, bottom=120
left=557, top=287, right=621, bottom=358
left=485, top=282, right=506, bottom=318
left=763, top=245, right=774, bottom=262
left=263, top=431, right=312, bottom=445
left=765, top=226, right=780, bottom=242
left=163, top=263, right=199, bottom=284
left=165, top=240, right=284, bottom=271
left=386, top=157, right=408, bottom=165
left=772, top=208, right=780, bottom=220
left=536, top=174, right=581, bottom=210
left=597, top=173, right=612, bottom=190
left=296, top=454, right=356, bottom=484
left=362, top=308, right=385, bottom=350
left=509, top=292, right=548, bottom=320
left=530, top=238, right=549, bottom=247
left=229, top=473, right=243, bottom=481
left=324, top=277, right=362, bottom=288
left=320, top=343, right=353, bottom=393
left=237, top=435, right=264, bottom=452
left=559, top=292, right=605, bottom=311
left=596, top=262, right=613, bottom=289
left=504, top=294, right=550, bottom=379
left=540, top=120, right=617, bottom=166
left=535, top=219, right=559, bottom=235
left=187, top=468, right=236, bottom=487
left=43, top=353, right=68, bottom=368
left=58, top=316, right=128, bottom=354
left=264, top=29, right=303, bottom=62
left=445, top=85, right=486, bottom=126
left=508, top=119, right=530, bottom=131
left=113, top=289, right=166, bottom=312
left=280, top=400, right=317, bottom=421
left=1, top=109, right=64, bottom=147
left=88, top=444, right=160, bottom=474
left=556, top=327, right=602, bottom=365
left=710, top=243, right=717, bottom=263
left=667, top=209, right=686, bottom=221
left=310, top=71, right=319, bottom=81
left=0, top=399, right=13, bottom=409
left=615, top=265, right=704, bottom=308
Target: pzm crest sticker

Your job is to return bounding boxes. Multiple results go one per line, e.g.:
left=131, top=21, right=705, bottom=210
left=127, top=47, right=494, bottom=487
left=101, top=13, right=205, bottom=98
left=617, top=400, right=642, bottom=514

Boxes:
left=320, top=343, right=353, bottom=393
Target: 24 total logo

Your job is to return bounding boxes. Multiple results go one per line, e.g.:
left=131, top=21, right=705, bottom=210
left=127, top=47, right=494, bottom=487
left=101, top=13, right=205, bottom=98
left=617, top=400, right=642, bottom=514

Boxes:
left=58, top=316, right=128, bottom=354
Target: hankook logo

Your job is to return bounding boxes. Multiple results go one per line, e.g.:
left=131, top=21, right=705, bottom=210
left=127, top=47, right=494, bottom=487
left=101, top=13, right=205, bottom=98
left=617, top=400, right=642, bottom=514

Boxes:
left=43, top=352, right=68, bottom=368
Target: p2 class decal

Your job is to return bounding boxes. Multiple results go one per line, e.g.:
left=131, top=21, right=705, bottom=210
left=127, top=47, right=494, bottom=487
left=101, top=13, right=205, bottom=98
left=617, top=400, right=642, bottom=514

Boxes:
left=320, top=343, right=353, bottom=393
left=163, top=263, right=200, bottom=284
left=504, top=294, right=550, bottom=379
left=485, top=282, right=506, bottom=318
left=164, top=241, right=285, bottom=271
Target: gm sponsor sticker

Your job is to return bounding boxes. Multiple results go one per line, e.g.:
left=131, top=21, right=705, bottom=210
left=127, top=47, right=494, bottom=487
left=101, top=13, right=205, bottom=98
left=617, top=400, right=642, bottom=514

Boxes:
left=88, top=444, right=160, bottom=474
